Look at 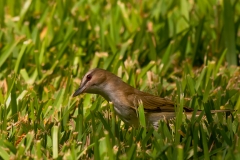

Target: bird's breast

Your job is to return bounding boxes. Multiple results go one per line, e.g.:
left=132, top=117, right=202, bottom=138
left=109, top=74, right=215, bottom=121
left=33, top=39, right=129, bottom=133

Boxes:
left=113, top=103, right=139, bottom=127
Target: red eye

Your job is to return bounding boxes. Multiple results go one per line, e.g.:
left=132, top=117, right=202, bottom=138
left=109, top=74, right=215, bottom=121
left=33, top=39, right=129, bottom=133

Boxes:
left=86, top=74, right=92, bottom=81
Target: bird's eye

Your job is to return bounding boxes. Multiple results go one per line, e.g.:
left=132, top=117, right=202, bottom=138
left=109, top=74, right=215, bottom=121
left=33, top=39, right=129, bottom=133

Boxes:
left=86, top=74, right=92, bottom=81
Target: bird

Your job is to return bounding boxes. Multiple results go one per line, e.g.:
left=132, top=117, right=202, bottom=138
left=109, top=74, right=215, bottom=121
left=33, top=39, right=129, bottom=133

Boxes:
left=73, top=68, right=230, bottom=128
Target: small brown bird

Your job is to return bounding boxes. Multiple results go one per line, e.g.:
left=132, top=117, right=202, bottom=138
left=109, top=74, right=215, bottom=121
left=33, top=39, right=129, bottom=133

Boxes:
left=73, top=68, right=229, bottom=128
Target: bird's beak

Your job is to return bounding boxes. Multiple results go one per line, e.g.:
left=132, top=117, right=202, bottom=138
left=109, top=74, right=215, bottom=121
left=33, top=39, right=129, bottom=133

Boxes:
left=72, top=86, right=85, bottom=97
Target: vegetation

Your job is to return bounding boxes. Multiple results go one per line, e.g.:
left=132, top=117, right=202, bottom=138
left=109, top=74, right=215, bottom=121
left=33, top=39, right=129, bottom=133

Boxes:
left=0, top=0, right=239, bottom=159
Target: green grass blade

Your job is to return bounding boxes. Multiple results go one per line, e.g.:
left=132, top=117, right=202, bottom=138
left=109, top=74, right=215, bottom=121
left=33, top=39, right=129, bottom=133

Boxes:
left=52, top=126, right=59, bottom=159
left=223, top=0, right=237, bottom=65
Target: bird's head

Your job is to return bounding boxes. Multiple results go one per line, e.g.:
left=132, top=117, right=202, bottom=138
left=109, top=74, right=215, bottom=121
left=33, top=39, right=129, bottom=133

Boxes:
left=73, top=68, right=107, bottom=97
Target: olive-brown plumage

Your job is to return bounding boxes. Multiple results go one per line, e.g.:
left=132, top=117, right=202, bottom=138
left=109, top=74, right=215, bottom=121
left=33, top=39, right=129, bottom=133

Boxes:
left=73, top=68, right=229, bottom=127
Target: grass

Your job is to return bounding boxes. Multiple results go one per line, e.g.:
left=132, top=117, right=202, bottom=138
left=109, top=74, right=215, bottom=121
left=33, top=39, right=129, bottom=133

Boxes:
left=0, top=0, right=240, bottom=159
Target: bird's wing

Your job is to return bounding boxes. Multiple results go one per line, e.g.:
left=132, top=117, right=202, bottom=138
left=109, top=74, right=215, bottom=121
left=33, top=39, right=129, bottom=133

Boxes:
left=127, top=90, right=175, bottom=112
left=127, top=90, right=194, bottom=112
left=140, top=95, right=175, bottom=112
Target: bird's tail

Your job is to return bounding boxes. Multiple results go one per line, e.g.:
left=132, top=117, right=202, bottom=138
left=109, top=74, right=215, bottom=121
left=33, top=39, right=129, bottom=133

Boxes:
left=185, top=109, right=233, bottom=119
left=148, top=110, right=234, bottom=128
left=210, top=109, right=232, bottom=113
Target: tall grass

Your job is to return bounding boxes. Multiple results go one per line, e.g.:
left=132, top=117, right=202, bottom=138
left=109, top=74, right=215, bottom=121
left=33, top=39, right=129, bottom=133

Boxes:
left=0, top=0, right=239, bottom=159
